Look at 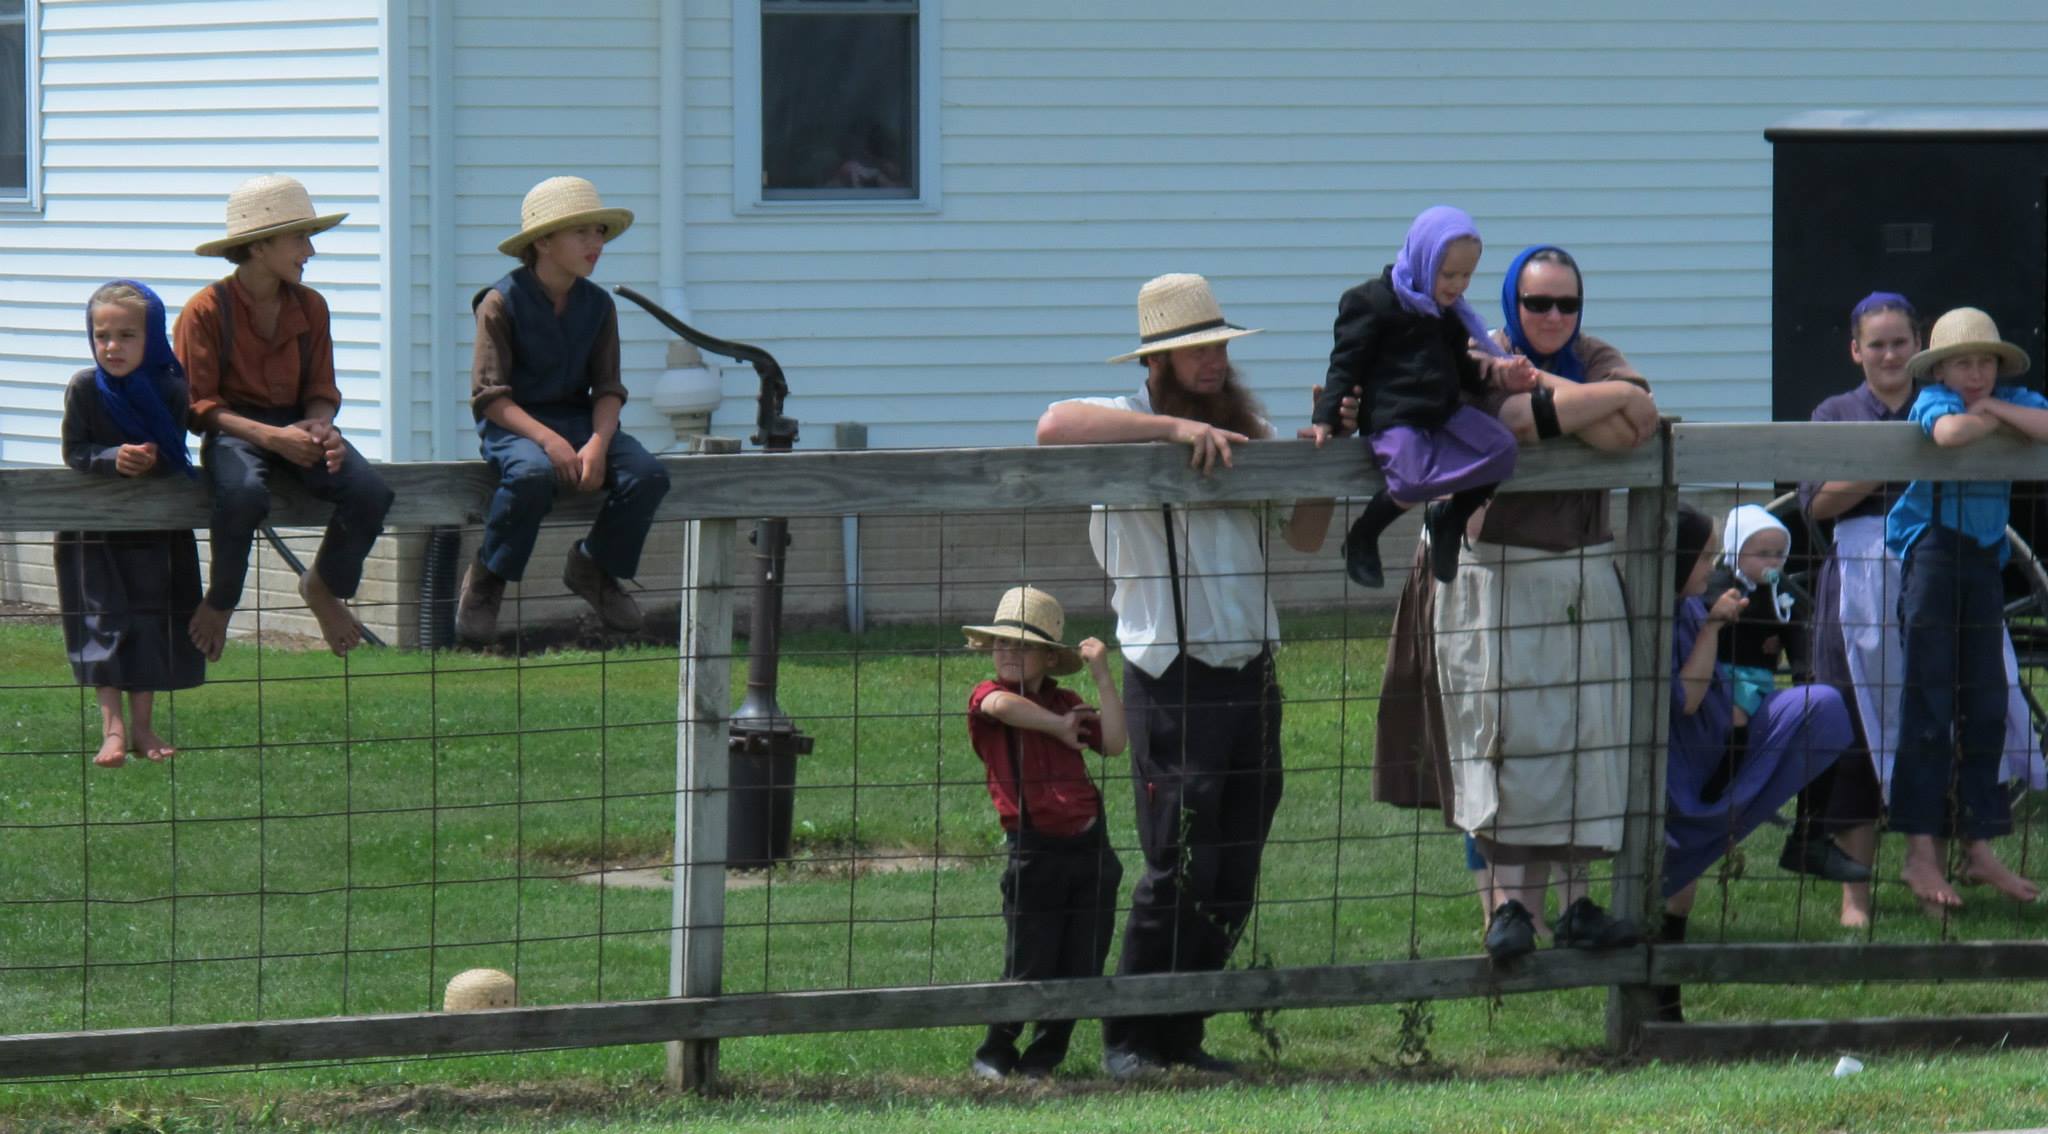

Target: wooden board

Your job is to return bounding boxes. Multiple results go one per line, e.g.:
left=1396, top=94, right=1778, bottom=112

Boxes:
left=1650, top=941, right=2048, bottom=984
left=1671, top=420, right=2048, bottom=484
left=0, top=434, right=1661, bottom=532
left=0, top=948, right=1643, bottom=1078
left=1639, top=1013, right=2048, bottom=1060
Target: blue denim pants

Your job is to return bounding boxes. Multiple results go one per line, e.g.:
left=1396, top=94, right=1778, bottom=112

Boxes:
left=476, top=407, right=671, bottom=582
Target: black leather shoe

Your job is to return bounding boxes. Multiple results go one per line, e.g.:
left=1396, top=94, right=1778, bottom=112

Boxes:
left=1342, top=515, right=1385, bottom=588
left=1554, top=897, right=1641, bottom=950
left=1778, top=833, right=1873, bottom=883
left=1484, top=899, right=1537, bottom=961
left=1101, top=1045, right=1166, bottom=1081
left=1169, top=1048, right=1239, bottom=1075
left=1425, top=503, right=1463, bottom=584
left=970, top=1042, right=1017, bottom=1081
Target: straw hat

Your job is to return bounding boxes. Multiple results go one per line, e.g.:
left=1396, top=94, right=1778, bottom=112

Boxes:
left=194, top=175, right=347, bottom=257
left=1107, top=273, right=1261, bottom=363
left=498, top=176, right=635, bottom=257
left=443, top=967, right=517, bottom=1012
left=1907, top=307, right=2031, bottom=380
left=962, top=586, right=1083, bottom=676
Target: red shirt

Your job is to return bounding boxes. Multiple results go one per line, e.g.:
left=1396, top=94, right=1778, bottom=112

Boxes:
left=967, top=678, right=1105, bottom=838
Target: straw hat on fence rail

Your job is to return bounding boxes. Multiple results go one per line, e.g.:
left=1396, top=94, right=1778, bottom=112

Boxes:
left=498, top=176, right=636, bottom=257
left=194, top=174, right=347, bottom=257
left=1907, top=306, right=2032, bottom=380
left=1107, top=272, right=1262, bottom=363
left=962, top=586, right=1084, bottom=676
left=443, top=967, right=518, bottom=1012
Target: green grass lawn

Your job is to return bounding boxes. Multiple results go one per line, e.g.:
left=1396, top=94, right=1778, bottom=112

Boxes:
left=3, top=612, right=2047, bottom=1132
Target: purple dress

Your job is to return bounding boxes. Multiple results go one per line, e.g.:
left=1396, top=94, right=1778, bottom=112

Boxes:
left=1664, top=596, right=1851, bottom=897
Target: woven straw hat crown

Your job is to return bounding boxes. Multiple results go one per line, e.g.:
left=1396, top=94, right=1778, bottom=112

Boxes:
left=962, top=586, right=1082, bottom=676
left=1907, top=306, right=2031, bottom=380
left=443, top=967, right=517, bottom=1012
left=195, top=174, right=346, bottom=257
left=499, top=176, right=635, bottom=257
left=1108, top=272, right=1260, bottom=363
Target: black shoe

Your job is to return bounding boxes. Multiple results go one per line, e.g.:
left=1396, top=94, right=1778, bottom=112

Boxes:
left=1554, top=897, right=1641, bottom=950
left=1778, top=833, right=1873, bottom=884
left=1167, top=1048, right=1239, bottom=1075
left=1101, top=1045, right=1167, bottom=1081
left=971, top=1042, right=1017, bottom=1081
left=1484, top=899, right=1537, bottom=961
left=1425, top=503, right=1463, bottom=584
left=1343, top=516, right=1385, bottom=588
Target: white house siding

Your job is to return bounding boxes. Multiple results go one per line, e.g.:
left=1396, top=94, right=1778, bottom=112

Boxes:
left=400, top=0, right=670, bottom=463
left=0, top=0, right=390, bottom=468
left=679, top=0, right=2048, bottom=449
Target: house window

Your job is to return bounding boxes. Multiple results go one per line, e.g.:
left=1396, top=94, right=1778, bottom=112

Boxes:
left=737, top=0, right=939, bottom=211
left=0, top=0, right=29, bottom=201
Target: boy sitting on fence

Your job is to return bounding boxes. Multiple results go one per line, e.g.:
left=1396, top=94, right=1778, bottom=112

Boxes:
left=176, top=175, right=395, bottom=661
left=1886, top=307, right=2048, bottom=912
left=457, top=176, right=672, bottom=644
left=962, top=586, right=1127, bottom=1080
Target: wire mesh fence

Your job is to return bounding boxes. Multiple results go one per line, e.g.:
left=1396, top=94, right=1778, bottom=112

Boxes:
left=1, top=427, right=2046, bottom=1082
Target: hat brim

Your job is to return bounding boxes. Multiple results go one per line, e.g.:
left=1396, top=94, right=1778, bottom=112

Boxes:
left=961, top=625, right=1083, bottom=676
left=1108, top=324, right=1260, bottom=364
left=195, top=212, right=348, bottom=257
left=1906, top=340, right=2032, bottom=380
left=498, top=208, right=636, bottom=257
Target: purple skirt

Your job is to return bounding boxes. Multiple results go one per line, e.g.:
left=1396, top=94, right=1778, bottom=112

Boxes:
left=1368, top=405, right=1517, bottom=504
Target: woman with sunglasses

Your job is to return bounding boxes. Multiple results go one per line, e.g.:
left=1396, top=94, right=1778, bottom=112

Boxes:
left=1375, top=244, right=1657, bottom=958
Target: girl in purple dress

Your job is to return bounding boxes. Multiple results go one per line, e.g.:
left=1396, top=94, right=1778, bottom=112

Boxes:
left=1311, top=206, right=1528, bottom=588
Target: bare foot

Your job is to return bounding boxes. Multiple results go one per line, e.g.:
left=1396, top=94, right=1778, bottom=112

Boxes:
left=1839, top=882, right=1872, bottom=929
left=1900, top=854, right=1963, bottom=914
left=188, top=603, right=232, bottom=663
left=133, top=726, right=175, bottom=763
left=1960, top=843, right=2041, bottom=903
left=93, top=729, right=127, bottom=768
left=300, top=571, right=362, bottom=657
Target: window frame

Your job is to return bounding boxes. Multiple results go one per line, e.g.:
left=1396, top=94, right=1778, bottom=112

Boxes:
left=733, top=0, right=941, bottom=215
left=0, top=0, right=39, bottom=211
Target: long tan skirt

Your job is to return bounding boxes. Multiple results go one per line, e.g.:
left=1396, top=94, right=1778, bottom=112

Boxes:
left=1435, top=540, right=1630, bottom=856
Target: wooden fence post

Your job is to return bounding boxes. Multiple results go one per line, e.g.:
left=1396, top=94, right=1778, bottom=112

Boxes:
left=667, top=436, right=741, bottom=1090
left=1607, top=420, right=1677, bottom=1052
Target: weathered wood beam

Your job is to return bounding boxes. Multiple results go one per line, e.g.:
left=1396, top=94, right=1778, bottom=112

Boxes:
left=0, top=948, right=1642, bottom=1078
left=1649, top=941, right=2048, bottom=984
left=1638, top=1013, right=2048, bottom=1060
left=1670, top=420, right=2048, bottom=484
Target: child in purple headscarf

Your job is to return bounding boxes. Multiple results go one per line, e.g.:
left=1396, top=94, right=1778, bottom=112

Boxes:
left=1313, top=206, right=1526, bottom=588
left=57, top=280, right=207, bottom=768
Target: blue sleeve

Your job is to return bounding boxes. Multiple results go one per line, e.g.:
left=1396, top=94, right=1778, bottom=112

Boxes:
left=1909, top=386, right=1963, bottom=437
left=1999, top=386, right=2048, bottom=412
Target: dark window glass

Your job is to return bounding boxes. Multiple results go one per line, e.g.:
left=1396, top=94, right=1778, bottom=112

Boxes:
left=0, top=0, right=24, bottom=196
left=761, top=0, right=917, bottom=200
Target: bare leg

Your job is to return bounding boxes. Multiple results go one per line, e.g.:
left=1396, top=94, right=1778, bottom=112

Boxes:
left=128, top=691, right=173, bottom=762
left=92, top=687, right=127, bottom=768
left=1838, top=824, right=1878, bottom=929
left=300, top=569, right=363, bottom=657
left=187, top=602, right=232, bottom=663
left=1509, top=859, right=1554, bottom=940
left=1472, top=867, right=1494, bottom=929
left=1899, top=833, right=1962, bottom=912
left=1666, top=879, right=1698, bottom=918
left=1960, top=839, right=2040, bottom=903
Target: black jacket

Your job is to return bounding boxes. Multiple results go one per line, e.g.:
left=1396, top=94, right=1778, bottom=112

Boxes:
left=1316, top=267, right=1484, bottom=434
left=1703, top=563, right=1812, bottom=680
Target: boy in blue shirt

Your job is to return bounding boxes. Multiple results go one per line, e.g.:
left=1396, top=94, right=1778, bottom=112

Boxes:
left=1886, top=307, right=2048, bottom=912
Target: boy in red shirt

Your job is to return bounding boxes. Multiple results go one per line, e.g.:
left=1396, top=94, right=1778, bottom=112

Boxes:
left=963, top=586, right=1127, bottom=1080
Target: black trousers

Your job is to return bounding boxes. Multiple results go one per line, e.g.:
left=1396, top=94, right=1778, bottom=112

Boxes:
left=1891, top=529, right=2010, bottom=839
left=200, top=408, right=395, bottom=610
left=979, top=820, right=1123, bottom=1070
left=1102, top=651, right=1283, bottom=1060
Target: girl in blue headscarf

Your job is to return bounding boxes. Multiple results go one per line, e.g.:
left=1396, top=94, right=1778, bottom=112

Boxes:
left=57, top=280, right=207, bottom=767
left=1312, top=206, right=1526, bottom=589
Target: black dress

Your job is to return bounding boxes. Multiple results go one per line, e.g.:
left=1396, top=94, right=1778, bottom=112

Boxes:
left=55, top=368, right=206, bottom=691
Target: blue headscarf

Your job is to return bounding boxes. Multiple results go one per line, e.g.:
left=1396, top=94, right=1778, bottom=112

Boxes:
left=1390, top=205, right=1508, bottom=359
left=1499, top=244, right=1585, bottom=382
left=1850, top=291, right=1916, bottom=337
left=89, top=280, right=194, bottom=478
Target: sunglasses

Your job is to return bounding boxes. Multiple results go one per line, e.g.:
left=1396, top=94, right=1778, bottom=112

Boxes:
left=1518, top=294, right=1583, bottom=315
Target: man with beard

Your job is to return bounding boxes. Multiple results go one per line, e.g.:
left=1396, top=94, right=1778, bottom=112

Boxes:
left=1036, top=273, right=1334, bottom=1079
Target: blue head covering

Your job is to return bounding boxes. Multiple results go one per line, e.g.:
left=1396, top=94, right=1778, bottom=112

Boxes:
left=1500, top=244, right=1585, bottom=382
left=89, top=280, right=194, bottom=478
left=1390, top=205, right=1507, bottom=359
left=1849, top=291, right=1916, bottom=337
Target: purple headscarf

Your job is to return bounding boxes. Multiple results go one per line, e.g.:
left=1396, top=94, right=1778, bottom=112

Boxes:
left=1391, top=205, right=1508, bottom=359
left=1849, top=291, right=1916, bottom=337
